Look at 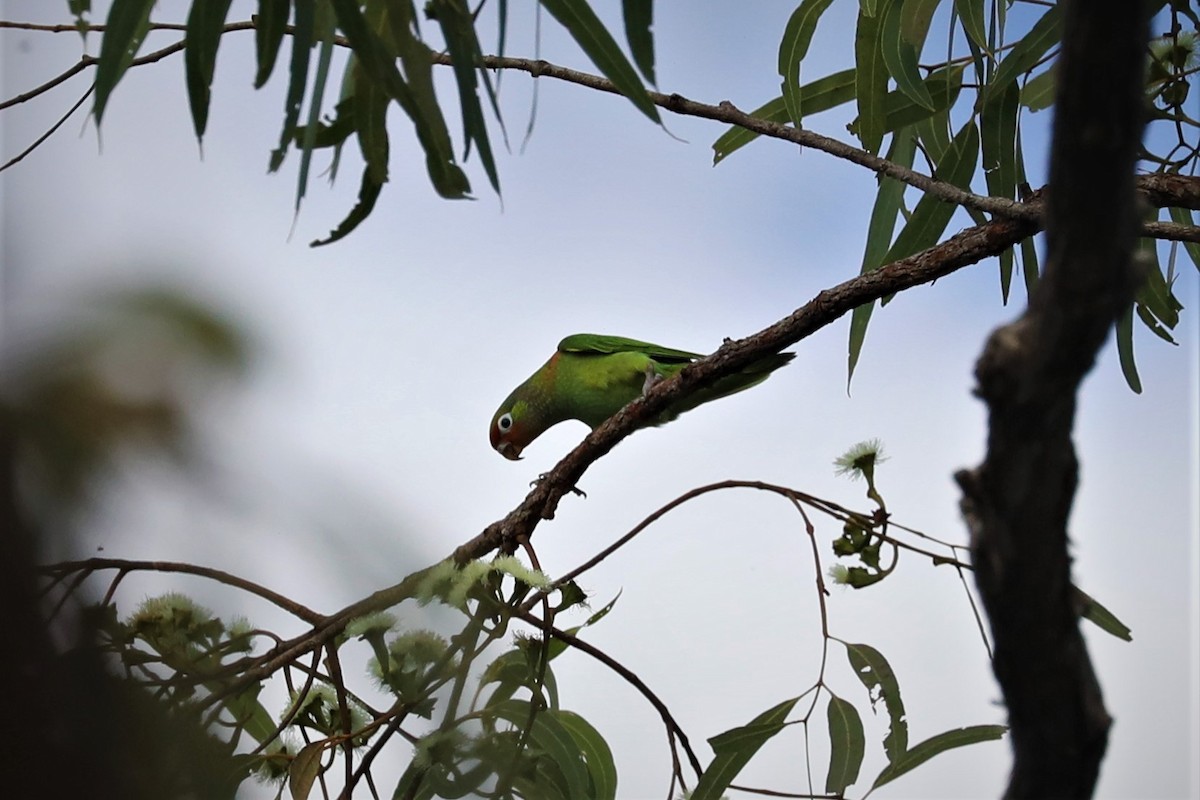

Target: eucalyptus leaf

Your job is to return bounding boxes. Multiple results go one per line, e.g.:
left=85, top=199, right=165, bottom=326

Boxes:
left=826, top=695, right=866, bottom=793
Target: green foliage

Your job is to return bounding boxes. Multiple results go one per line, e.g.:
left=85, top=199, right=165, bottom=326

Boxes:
left=713, top=0, right=1197, bottom=391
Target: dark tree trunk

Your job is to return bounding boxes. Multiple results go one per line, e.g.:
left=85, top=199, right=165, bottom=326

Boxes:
left=956, top=1, right=1150, bottom=798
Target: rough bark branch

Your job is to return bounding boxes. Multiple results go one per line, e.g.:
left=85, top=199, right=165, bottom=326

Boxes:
left=955, top=1, right=1149, bottom=796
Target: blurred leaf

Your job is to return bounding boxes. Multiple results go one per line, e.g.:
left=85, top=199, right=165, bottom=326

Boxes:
left=183, top=0, right=234, bottom=143
left=848, top=126, right=916, bottom=387
left=884, top=119, right=979, bottom=262
left=880, top=0, right=935, bottom=110
left=1115, top=304, right=1143, bottom=394
left=712, top=69, right=856, bottom=164
left=481, top=648, right=559, bottom=711
left=978, top=4, right=1062, bottom=109
left=69, top=0, right=92, bottom=37
left=954, top=0, right=988, bottom=53
left=825, top=695, right=865, bottom=793
left=539, top=0, right=661, bottom=123
left=1075, top=586, right=1133, bottom=642
left=490, top=700, right=591, bottom=800
left=253, top=0, right=289, bottom=88
left=269, top=0, right=314, bottom=172
left=223, top=684, right=278, bottom=746
left=1020, top=66, right=1056, bottom=112
left=845, top=642, right=908, bottom=761
left=872, top=725, right=1006, bottom=789
left=854, top=5, right=889, bottom=153
left=691, top=696, right=799, bottom=800
left=92, top=0, right=155, bottom=126
left=289, top=742, right=325, bottom=800
left=778, top=0, right=837, bottom=127
left=622, top=0, right=655, bottom=84
left=556, top=710, right=618, bottom=800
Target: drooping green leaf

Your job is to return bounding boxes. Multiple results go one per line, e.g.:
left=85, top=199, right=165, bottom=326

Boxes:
left=848, top=126, right=916, bottom=387
left=978, top=4, right=1063, bottom=109
left=1137, top=243, right=1182, bottom=335
left=289, top=742, right=325, bottom=800
left=430, top=0, right=501, bottom=193
left=854, top=5, right=889, bottom=154
left=872, top=725, right=1006, bottom=789
left=884, top=120, right=980, bottom=263
left=1115, top=303, right=1143, bottom=394
left=981, top=81, right=1019, bottom=199
left=712, top=69, right=856, bottom=164
left=1075, top=586, right=1133, bottom=642
left=1167, top=206, right=1200, bottom=271
left=825, top=695, right=866, bottom=793
left=622, top=0, right=655, bottom=84
left=295, top=5, right=337, bottom=211
left=845, top=642, right=908, bottom=762
left=539, top=0, right=660, bottom=123
left=310, top=166, right=384, bottom=246
left=490, top=700, right=592, bottom=800
left=1013, top=136, right=1040, bottom=296
left=778, top=0, right=837, bottom=127
left=1020, top=231, right=1040, bottom=295
left=1020, top=66, right=1056, bottom=112
left=352, top=59, right=391, bottom=186
left=556, top=710, right=618, bottom=800
left=183, top=0, right=234, bottom=142
left=269, top=0, right=314, bottom=172
left=330, top=0, right=470, bottom=199
left=880, top=0, right=935, bottom=110
left=92, top=0, right=155, bottom=126
left=691, top=697, right=800, bottom=800
left=378, top=0, right=458, bottom=190
left=954, top=0, right=988, bottom=54
left=253, top=0, right=289, bottom=88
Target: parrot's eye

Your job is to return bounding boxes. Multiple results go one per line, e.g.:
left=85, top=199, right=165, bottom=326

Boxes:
left=497, top=412, right=514, bottom=433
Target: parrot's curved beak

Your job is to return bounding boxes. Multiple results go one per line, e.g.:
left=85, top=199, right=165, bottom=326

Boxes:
left=497, top=441, right=523, bottom=460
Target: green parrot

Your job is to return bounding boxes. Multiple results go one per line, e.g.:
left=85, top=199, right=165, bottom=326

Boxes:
left=489, top=333, right=794, bottom=460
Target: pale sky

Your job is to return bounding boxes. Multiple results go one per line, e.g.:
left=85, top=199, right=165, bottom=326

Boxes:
left=2, top=2, right=1198, bottom=798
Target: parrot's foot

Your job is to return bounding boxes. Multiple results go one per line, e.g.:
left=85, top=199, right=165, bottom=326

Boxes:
left=530, top=473, right=587, bottom=498
left=642, top=364, right=664, bottom=396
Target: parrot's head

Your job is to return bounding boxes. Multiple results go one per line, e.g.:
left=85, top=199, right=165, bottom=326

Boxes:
left=490, top=401, right=533, bottom=460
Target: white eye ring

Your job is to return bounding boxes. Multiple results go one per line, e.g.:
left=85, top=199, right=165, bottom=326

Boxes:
left=497, top=412, right=513, bottom=433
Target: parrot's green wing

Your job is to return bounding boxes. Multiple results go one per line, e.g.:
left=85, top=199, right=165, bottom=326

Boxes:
left=557, top=333, right=702, bottom=363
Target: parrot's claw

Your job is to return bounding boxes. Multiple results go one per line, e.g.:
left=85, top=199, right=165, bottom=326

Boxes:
left=530, top=473, right=587, bottom=498
left=642, top=364, right=664, bottom=396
